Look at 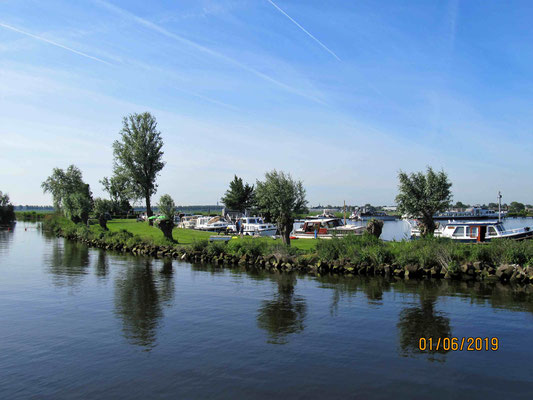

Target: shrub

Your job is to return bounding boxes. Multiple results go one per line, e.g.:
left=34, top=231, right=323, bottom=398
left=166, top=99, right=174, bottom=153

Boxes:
left=191, top=239, right=209, bottom=252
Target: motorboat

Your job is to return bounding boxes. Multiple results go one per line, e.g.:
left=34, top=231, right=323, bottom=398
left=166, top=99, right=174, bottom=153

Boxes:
left=230, top=217, right=278, bottom=237
left=433, top=207, right=501, bottom=221
left=293, top=218, right=366, bottom=239
left=177, top=215, right=199, bottom=229
left=350, top=207, right=397, bottom=221
left=410, top=220, right=533, bottom=242
left=195, top=216, right=231, bottom=232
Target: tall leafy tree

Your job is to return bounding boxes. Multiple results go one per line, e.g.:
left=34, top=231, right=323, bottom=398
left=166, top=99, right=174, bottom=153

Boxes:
left=62, top=184, right=93, bottom=225
left=93, top=198, right=114, bottom=230
left=41, top=165, right=85, bottom=210
left=255, top=170, right=307, bottom=246
left=155, top=194, right=176, bottom=242
left=112, top=112, right=165, bottom=225
left=396, top=167, right=452, bottom=236
left=0, top=191, right=15, bottom=225
left=221, top=175, right=255, bottom=212
left=100, top=171, right=137, bottom=215
left=42, top=165, right=93, bottom=224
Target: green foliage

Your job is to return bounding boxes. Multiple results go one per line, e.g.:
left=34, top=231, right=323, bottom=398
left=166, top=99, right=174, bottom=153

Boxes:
left=112, top=112, right=165, bottom=218
left=0, top=191, right=15, bottom=224
left=509, top=201, right=525, bottom=213
left=191, top=239, right=209, bottom=252
left=42, top=165, right=92, bottom=224
left=206, top=241, right=226, bottom=257
left=157, top=194, right=176, bottom=220
left=41, top=165, right=85, bottom=210
left=100, top=174, right=136, bottom=214
left=396, top=167, right=452, bottom=235
left=226, top=237, right=268, bottom=258
left=255, top=170, right=307, bottom=245
left=221, top=175, right=255, bottom=212
left=63, top=184, right=92, bottom=225
left=93, top=198, right=113, bottom=217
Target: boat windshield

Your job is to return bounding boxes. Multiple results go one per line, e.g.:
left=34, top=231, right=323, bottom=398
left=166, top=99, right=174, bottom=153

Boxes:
left=326, top=220, right=343, bottom=228
left=453, top=227, right=465, bottom=237
left=487, top=226, right=498, bottom=236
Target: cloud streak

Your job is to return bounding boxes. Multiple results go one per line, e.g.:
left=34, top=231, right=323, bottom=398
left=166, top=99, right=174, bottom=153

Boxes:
left=94, top=0, right=324, bottom=104
left=267, top=0, right=341, bottom=61
left=0, top=21, right=112, bottom=65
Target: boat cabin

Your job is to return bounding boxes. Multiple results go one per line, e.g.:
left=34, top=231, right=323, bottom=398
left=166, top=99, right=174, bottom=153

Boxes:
left=301, top=218, right=345, bottom=234
left=443, top=221, right=503, bottom=242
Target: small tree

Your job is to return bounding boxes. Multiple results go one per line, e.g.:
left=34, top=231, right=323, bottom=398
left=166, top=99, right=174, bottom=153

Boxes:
left=396, top=167, right=452, bottom=236
left=156, top=194, right=176, bottom=242
left=0, top=191, right=15, bottom=225
left=255, top=170, right=307, bottom=245
left=221, top=175, right=255, bottom=212
left=63, top=184, right=93, bottom=225
left=41, top=165, right=85, bottom=210
left=93, top=198, right=114, bottom=230
left=112, top=112, right=165, bottom=225
left=100, top=172, right=137, bottom=215
left=42, top=165, right=93, bottom=224
left=366, top=219, right=384, bottom=238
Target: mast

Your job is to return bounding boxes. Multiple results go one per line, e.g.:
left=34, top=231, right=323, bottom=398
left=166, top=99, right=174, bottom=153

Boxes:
left=343, top=200, right=346, bottom=225
left=498, top=191, right=502, bottom=222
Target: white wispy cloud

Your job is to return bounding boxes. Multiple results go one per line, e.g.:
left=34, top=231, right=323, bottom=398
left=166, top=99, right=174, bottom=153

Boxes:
left=0, top=21, right=113, bottom=65
left=267, top=0, right=341, bottom=61
left=93, top=0, right=324, bottom=104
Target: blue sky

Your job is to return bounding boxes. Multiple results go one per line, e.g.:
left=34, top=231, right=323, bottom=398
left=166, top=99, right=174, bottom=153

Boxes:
left=1, top=0, right=532, bottom=206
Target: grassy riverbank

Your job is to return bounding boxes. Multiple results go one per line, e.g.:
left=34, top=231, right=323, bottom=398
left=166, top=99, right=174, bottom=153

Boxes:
left=15, top=211, right=52, bottom=221
left=43, top=214, right=533, bottom=283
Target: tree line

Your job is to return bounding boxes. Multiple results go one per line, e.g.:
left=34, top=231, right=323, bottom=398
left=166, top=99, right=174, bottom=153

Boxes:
left=40, top=111, right=503, bottom=246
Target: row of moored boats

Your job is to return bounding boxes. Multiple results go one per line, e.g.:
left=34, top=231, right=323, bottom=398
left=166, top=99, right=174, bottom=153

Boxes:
left=168, top=205, right=532, bottom=242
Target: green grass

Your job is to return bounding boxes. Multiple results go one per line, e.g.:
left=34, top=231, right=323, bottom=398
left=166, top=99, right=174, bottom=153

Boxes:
left=105, top=218, right=318, bottom=251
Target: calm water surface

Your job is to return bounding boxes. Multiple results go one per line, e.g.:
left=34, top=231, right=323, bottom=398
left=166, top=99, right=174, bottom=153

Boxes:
left=1, top=223, right=533, bottom=399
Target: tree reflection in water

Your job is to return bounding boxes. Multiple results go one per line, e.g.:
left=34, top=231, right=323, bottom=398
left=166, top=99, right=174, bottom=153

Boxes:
left=114, top=257, right=175, bottom=350
left=45, top=239, right=90, bottom=287
left=257, top=273, right=307, bottom=344
left=95, top=249, right=108, bottom=278
left=397, top=281, right=451, bottom=362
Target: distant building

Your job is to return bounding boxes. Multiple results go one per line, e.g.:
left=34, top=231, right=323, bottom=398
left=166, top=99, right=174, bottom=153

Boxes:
left=382, top=206, right=397, bottom=212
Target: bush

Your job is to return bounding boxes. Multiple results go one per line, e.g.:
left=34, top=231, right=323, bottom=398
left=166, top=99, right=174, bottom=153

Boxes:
left=226, top=237, right=268, bottom=258
left=206, top=241, right=226, bottom=257
left=191, top=239, right=209, bottom=252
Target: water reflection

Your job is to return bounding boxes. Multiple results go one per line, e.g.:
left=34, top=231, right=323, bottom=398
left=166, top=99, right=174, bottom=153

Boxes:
left=114, top=257, right=175, bottom=350
left=0, top=227, right=14, bottom=256
left=44, top=239, right=91, bottom=287
left=397, top=281, right=452, bottom=362
left=95, top=250, right=108, bottom=278
left=257, top=273, right=307, bottom=344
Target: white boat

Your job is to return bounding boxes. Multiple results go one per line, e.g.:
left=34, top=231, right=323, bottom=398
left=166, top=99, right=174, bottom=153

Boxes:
left=230, top=217, right=278, bottom=237
left=410, top=220, right=533, bottom=242
left=195, top=216, right=231, bottom=232
left=177, top=215, right=199, bottom=229
left=350, top=207, right=397, bottom=221
left=293, top=218, right=366, bottom=239
left=433, top=207, right=501, bottom=221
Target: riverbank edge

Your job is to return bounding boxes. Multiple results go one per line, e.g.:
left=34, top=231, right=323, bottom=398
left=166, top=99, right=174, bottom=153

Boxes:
left=42, top=217, right=533, bottom=285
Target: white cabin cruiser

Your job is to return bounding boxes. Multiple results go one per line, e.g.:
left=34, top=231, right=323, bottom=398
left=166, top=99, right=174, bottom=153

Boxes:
left=411, top=220, right=533, bottom=242
left=195, top=216, right=231, bottom=232
left=231, top=217, right=278, bottom=237
left=293, top=218, right=366, bottom=239
left=177, top=215, right=199, bottom=229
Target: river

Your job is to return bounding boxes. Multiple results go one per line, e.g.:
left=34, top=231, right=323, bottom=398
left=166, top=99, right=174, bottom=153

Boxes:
left=1, top=223, right=532, bottom=399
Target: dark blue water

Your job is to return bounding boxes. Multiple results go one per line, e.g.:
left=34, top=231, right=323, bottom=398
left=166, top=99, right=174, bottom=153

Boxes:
left=1, top=224, right=532, bottom=399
